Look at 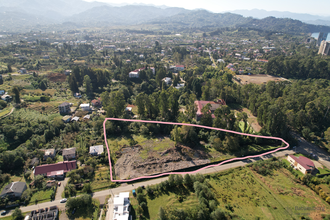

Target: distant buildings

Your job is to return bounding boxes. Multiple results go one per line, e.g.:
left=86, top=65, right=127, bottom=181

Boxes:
left=43, top=149, right=56, bottom=161
left=169, top=65, right=184, bottom=72
left=129, top=67, right=155, bottom=78
left=318, top=40, right=330, bottom=56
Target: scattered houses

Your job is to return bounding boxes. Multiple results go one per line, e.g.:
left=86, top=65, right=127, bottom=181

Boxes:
left=0, top=182, right=27, bottom=199
left=287, top=155, right=315, bottom=175
left=89, top=145, right=104, bottom=156
left=34, top=161, right=77, bottom=179
left=62, top=147, right=76, bottom=161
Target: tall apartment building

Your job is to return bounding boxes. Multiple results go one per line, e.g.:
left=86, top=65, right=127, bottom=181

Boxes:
left=318, top=40, right=330, bottom=56
left=317, top=32, right=328, bottom=46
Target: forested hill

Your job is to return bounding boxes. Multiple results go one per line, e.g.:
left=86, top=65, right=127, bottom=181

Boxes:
left=149, top=10, right=330, bottom=34
left=66, top=5, right=189, bottom=25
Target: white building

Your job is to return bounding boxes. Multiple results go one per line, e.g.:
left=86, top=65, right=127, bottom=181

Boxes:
left=80, top=104, right=91, bottom=112
left=175, top=83, right=185, bottom=90
left=129, top=67, right=155, bottom=78
left=113, top=192, right=130, bottom=220
left=163, top=77, right=172, bottom=85
left=287, top=155, right=315, bottom=175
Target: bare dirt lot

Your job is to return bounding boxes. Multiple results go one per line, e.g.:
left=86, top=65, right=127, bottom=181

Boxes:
left=235, top=74, right=287, bottom=85
left=47, top=72, right=67, bottom=82
left=114, top=144, right=210, bottom=180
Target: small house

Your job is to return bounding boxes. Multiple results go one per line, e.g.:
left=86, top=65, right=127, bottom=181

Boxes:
left=34, top=161, right=77, bottom=179
left=71, top=116, right=79, bottom=122
left=62, top=147, right=76, bottom=161
left=80, top=104, right=91, bottom=112
left=64, top=70, right=71, bottom=75
left=163, top=77, right=172, bottom=85
left=74, top=93, right=82, bottom=98
left=20, top=68, right=27, bottom=74
left=43, top=149, right=56, bottom=161
left=89, top=145, right=104, bottom=156
left=62, top=116, right=72, bottom=123
left=287, top=155, right=315, bottom=174
left=91, top=99, right=101, bottom=107
left=1, top=94, right=12, bottom=102
left=0, top=182, right=27, bottom=199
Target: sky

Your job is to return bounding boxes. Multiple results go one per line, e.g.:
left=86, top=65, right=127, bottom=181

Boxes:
left=84, top=0, right=330, bottom=16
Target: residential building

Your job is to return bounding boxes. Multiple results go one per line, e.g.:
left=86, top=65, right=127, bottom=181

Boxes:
left=71, top=116, right=80, bottom=122
left=43, top=149, right=56, bottom=160
left=129, top=67, right=155, bottom=78
left=163, top=77, right=172, bottom=85
left=91, top=99, right=101, bottom=107
left=64, top=70, right=71, bottom=75
left=195, top=99, right=227, bottom=120
left=74, top=93, right=82, bottom=98
left=43, top=55, right=50, bottom=59
left=62, top=116, right=72, bottom=123
left=287, top=155, right=315, bottom=175
left=113, top=192, right=131, bottom=220
left=80, top=104, right=91, bottom=111
left=103, top=45, right=116, bottom=49
left=19, top=68, right=27, bottom=74
left=62, top=148, right=76, bottom=161
left=89, top=145, right=104, bottom=156
left=1, top=94, right=12, bottom=102
left=175, top=83, right=185, bottom=90
left=58, top=102, right=71, bottom=114
left=34, top=161, right=77, bottom=178
left=169, top=65, right=184, bottom=72
left=29, top=206, right=58, bottom=220
left=0, top=182, right=27, bottom=199
left=318, top=40, right=330, bottom=55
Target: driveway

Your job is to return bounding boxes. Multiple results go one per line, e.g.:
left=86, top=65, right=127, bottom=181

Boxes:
left=55, top=178, right=69, bottom=200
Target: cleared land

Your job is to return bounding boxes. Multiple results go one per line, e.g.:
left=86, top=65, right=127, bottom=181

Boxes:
left=235, top=74, right=286, bottom=85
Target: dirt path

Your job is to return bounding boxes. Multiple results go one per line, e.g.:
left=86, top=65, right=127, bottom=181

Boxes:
left=242, top=108, right=262, bottom=132
left=0, top=107, right=14, bottom=119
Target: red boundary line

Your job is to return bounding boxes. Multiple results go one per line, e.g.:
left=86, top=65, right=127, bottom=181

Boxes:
left=103, top=118, right=289, bottom=182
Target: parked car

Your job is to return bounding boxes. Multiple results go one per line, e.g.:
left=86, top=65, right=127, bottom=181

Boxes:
left=58, top=182, right=61, bottom=186
left=60, top=198, right=67, bottom=203
left=141, top=185, right=145, bottom=189
left=1, top=211, right=7, bottom=216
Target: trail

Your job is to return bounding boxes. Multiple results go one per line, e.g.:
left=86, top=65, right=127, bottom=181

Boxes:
left=0, top=107, right=14, bottom=119
left=103, top=118, right=289, bottom=182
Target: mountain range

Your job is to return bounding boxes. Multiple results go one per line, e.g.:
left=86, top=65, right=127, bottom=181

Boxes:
left=1, top=0, right=330, bottom=34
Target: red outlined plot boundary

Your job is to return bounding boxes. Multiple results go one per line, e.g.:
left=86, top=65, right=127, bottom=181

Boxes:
left=103, top=118, right=289, bottom=182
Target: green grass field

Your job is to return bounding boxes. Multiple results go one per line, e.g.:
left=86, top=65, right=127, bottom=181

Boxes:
left=0, top=106, right=12, bottom=118
left=29, top=189, right=54, bottom=205
left=130, top=166, right=330, bottom=220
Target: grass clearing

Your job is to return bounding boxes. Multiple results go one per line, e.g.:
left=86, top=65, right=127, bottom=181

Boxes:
left=29, top=189, right=53, bottom=205
left=0, top=105, right=12, bottom=118
left=318, top=167, right=330, bottom=175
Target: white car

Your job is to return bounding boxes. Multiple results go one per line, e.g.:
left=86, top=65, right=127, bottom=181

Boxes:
left=60, top=198, right=67, bottom=203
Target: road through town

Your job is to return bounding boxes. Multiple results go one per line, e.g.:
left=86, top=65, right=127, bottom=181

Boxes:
left=0, top=148, right=295, bottom=218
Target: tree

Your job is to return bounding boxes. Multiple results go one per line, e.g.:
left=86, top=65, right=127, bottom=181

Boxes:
left=7, top=64, right=12, bottom=73
left=83, top=183, right=92, bottom=193
left=12, top=208, right=23, bottom=220
left=183, top=174, right=192, bottom=186
left=136, top=205, right=144, bottom=217
left=11, top=86, right=21, bottom=103
left=83, top=75, right=93, bottom=97
left=159, top=207, right=167, bottom=220
left=200, top=103, right=213, bottom=127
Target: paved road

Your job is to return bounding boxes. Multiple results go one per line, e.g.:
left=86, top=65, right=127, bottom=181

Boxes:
left=0, top=148, right=301, bottom=219
left=55, top=178, right=69, bottom=200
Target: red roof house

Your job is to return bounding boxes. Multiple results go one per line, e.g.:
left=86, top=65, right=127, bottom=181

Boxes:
left=34, top=161, right=77, bottom=178
left=91, top=99, right=101, bottom=107
left=287, top=155, right=315, bottom=174
left=195, top=99, right=226, bottom=119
